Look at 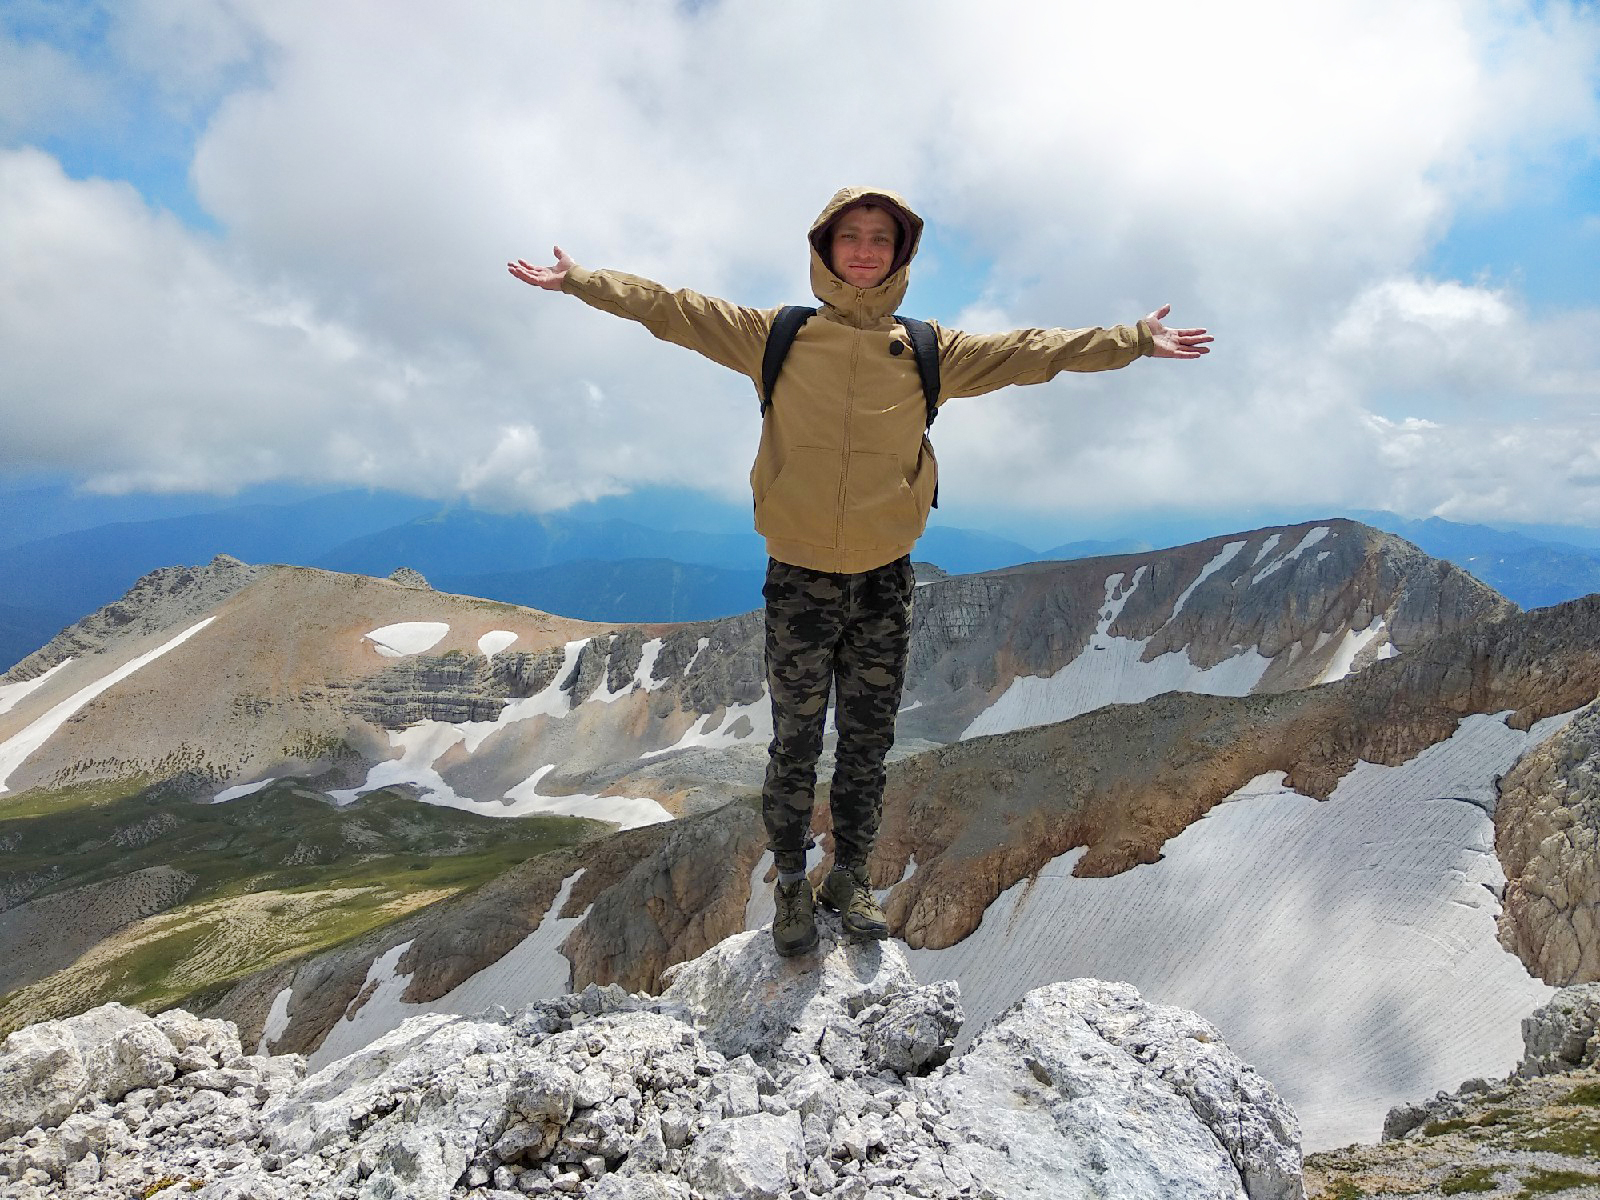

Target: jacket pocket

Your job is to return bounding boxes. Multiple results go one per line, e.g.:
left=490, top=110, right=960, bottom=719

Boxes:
left=755, top=446, right=842, bottom=549
left=842, top=450, right=925, bottom=552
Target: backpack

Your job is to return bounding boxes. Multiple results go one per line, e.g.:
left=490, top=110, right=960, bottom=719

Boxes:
left=759, top=305, right=942, bottom=507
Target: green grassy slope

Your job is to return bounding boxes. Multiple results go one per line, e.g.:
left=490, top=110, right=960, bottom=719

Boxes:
left=0, top=779, right=606, bottom=1032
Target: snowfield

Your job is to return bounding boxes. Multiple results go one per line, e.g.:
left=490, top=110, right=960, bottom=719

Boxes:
left=476, top=629, right=518, bottom=659
left=907, top=709, right=1569, bottom=1150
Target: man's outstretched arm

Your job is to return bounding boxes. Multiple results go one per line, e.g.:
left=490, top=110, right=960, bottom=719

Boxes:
left=507, top=246, right=573, bottom=291
left=506, top=245, right=769, bottom=379
left=1144, top=304, right=1213, bottom=359
left=938, top=303, right=1213, bottom=399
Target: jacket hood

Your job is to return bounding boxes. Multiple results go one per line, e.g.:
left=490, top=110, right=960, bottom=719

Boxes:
left=808, top=186, right=923, bottom=324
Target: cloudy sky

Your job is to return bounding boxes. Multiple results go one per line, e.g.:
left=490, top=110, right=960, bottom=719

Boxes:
left=3, top=0, right=1599, bottom=537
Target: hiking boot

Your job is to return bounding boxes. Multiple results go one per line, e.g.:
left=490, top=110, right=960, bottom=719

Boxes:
left=772, top=877, right=818, bottom=957
left=819, top=864, right=888, bottom=940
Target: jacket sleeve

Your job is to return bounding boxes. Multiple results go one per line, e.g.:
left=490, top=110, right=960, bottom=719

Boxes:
left=936, top=320, right=1155, bottom=400
left=561, top=264, right=770, bottom=381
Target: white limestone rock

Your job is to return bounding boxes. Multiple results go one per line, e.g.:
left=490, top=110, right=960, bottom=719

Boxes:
left=587, top=1177, right=690, bottom=1200
left=190, top=1171, right=284, bottom=1199
left=1063, top=980, right=1304, bottom=1200
left=153, top=1009, right=243, bottom=1067
left=364, top=1123, right=473, bottom=1199
left=0, top=928, right=1304, bottom=1200
left=658, top=919, right=914, bottom=1073
left=860, top=979, right=963, bottom=1076
left=681, top=1111, right=802, bottom=1200
left=94, top=1021, right=180, bottom=1102
left=1519, top=982, right=1600, bottom=1077
left=0, top=1024, right=87, bottom=1140
left=0, top=1003, right=185, bottom=1139
left=928, top=980, right=1304, bottom=1200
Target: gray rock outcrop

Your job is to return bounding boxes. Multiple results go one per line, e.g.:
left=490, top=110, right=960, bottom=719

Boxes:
left=0, top=928, right=1304, bottom=1200
left=3, top=555, right=261, bottom=683
left=1497, top=698, right=1600, bottom=984
left=388, top=568, right=433, bottom=590
left=1516, top=982, right=1600, bottom=1078
left=1379, top=982, right=1600, bottom=1142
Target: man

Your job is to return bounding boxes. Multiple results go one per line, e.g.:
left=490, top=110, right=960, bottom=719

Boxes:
left=509, top=186, right=1210, bottom=958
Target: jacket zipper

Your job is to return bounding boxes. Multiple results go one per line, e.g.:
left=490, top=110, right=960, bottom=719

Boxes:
left=837, top=306, right=863, bottom=554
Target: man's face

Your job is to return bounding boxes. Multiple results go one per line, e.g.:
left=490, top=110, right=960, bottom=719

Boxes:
left=829, top=206, right=899, bottom=290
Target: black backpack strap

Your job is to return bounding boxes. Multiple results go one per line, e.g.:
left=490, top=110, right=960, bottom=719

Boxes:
left=894, top=315, right=943, bottom=508
left=894, top=315, right=942, bottom=428
left=760, top=305, right=817, bottom=415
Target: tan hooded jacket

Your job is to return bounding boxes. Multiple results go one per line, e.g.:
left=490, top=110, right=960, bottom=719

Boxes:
left=561, top=186, right=1153, bottom=574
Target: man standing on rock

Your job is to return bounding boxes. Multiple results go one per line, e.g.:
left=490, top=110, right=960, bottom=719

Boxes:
left=510, top=186, right=1211, bottom=958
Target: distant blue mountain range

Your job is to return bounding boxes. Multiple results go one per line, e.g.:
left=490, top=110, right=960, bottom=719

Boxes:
left=1349, top=511, right=1600, bottom=610
left=2, top=479, right=1598, bottom=672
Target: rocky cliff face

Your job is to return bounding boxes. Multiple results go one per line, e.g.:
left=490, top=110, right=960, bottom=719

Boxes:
left=897, top=520, right=1512, bottom=743
left=877, top=594, right=1600, bottom=952
left=1497, top=699, right=1600, bottom=986
left=0, top=921, right=1304, bottom=1200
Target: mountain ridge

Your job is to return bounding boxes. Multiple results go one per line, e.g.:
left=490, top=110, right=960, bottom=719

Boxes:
left=0, top=516, right=1581, bottom=1150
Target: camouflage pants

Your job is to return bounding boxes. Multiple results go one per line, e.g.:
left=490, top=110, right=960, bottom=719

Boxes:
left=762, top=555, right=915, bottom=875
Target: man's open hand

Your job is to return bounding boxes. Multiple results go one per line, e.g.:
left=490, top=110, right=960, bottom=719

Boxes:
left=1145, top=304, right=1213, bottom=359
left=508, top=246, right=575, bottom=291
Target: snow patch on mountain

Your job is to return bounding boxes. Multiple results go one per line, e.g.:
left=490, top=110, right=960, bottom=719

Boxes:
left=288, top=869, right=591, bottom=1070
left=1317, top=618, right=1396, bottom=684
left=258, top=986, right=294, bottom=1055
left=504, top=765, right=671, bottom=828
left=213, top=777, right=279, bottom=803
left=362, top=621, right=449, bottom=658
left=1173, top=540, right=1246, bottom=616
left=1253, top=525, right=1332, bottom=585
left=682, top=635, right=710, bottom=674
left=591, top=637, right=668, bottom=703
left=476, top=629, right=517, bottom=659
left=459, top=640, right=586, bottom=752
left=744, top=851, right=776, bottom=934
left=331, top=722, right=669, bottom=827
left=641, top=690, right=774, bottom=759
left=329, top=722, right=464, bottom=807
left=962, top=567, right=1271, bottom=740
left=909, top=708, right=1572, bottom=1150
left=0, top=660, right=71, bottom=715
left=0, top=620, right=214, bottom=794
left=329, top=632, right=687, bottom=823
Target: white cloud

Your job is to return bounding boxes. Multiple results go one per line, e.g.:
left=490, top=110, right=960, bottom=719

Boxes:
left=1, top=0, right=1599, bottom=527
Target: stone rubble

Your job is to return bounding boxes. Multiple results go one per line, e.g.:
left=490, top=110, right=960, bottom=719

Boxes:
left=0, top=916, right=1304, bottom=1200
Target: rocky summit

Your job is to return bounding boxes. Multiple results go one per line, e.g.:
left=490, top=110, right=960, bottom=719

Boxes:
left=0, top=912, right=1305, bottom=1200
